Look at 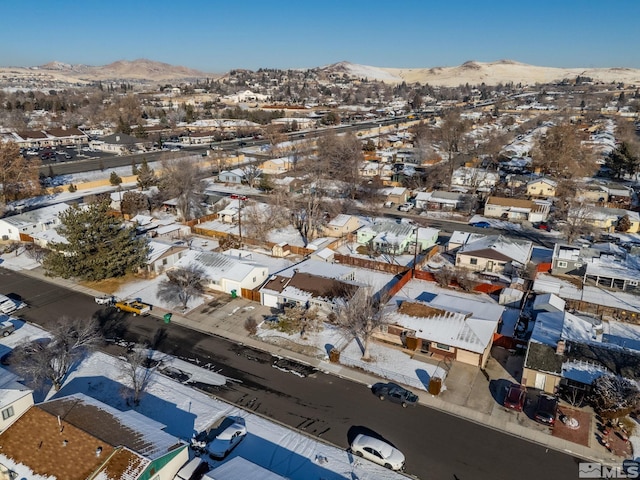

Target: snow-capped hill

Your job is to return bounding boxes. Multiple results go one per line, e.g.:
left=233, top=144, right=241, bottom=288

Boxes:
left=318, top=61, right=404, bottom=82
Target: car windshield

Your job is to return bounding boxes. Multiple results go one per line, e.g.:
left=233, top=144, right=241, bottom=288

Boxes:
left=507, top=387, right=522, bottom=401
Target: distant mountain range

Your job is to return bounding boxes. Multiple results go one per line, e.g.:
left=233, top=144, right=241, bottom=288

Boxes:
left=2, top=58, right=640, bottom=86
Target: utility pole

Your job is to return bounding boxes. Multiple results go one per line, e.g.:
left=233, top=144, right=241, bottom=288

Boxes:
left=230, top=194, right=247, bottom=247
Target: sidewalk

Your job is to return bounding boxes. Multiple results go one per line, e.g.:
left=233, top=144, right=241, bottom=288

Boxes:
left=15, top=266, right=626, bottom=466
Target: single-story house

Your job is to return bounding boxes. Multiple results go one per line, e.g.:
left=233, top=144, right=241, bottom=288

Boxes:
left=356, top=221, right=439, bottom=255
left=380, top=293, right=504, bottom=368
left=385, top=186, right=409, bottom=205
left=260, top=271, right=360, bottom=313
left=0, top=203, right=69, bottom=242
left=526, top=177, right=557, bottom=197
left=92, top=133, right=149, bottom=155
left=259, top=156, right=294, bottom=175
left=322, top=214, right=361, bottom=238
left=522, top=307, right=640, bottom=394
left=173, top=250, right=269, bottom=294
left=145, top=239, right=189, bottom=276
left=455, top=235, right=533, bottom=276
left=483, top=196, right=551, bottom=223
left=218, top=169, right=246, bottom=184
left=451, top=167, right=499, bottom=191
left=414, top=190, right=474, bottom=211
left=0, top=392, right=188, bottom=480
left=0, top=367, right=33, bottom=434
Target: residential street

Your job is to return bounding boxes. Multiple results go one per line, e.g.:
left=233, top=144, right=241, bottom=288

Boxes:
left=1, top=269, right=582, bottom=480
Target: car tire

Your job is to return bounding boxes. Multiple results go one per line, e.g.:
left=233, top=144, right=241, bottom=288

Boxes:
left=379, top=395, right=385, bottom=401
left=384, top=463, right=392, bottom=469
left=133, top=312, right=137, bottom=317
left=116, top=307, right=121, bottom=312
left=401, top=402, right=407, bottom=408
left=355, top=450, right=363, bottom=457
left=2, top=331, right=9, bottom=337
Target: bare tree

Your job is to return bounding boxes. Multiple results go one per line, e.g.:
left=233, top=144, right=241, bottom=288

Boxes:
left=434, top=109, right=470, bottom=172
left=158, top=158, right=206, bottom=221
left=120, top=344, right=157, bottom=406
left=563, top=200, right=594, bottom=244
left=10, top=317, right=102, bottom=390
left=0, top=141, right=42, bottom=205
left=241, top=164, right=261, bottom=188
left=157, top=265, right=205, bottom=311
left=532, top=122, right=595, bottom=178
left=334, top=288, right=385, bottom=361
left=316, top=131, right=363, bottom=199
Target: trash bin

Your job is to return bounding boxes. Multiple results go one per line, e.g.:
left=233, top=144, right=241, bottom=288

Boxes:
left=231, top=289, right=238, bottom=299
left=329, top=349, right=340, bottom=363
left=163, top=313, right=172, bottom=324
left=428, top=377, right=442, bottom=395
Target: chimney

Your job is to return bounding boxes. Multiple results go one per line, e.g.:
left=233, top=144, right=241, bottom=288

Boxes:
left=555, top=339, right=566, bottom=355
left=62, top=439, right=68, bottom=447
left=116, top=135, right=120, bottom=142
left=96, top=446, right=103, bottom=457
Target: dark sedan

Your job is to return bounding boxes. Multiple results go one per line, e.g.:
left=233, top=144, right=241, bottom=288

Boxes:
left=372, top=382, right=419, bottom=408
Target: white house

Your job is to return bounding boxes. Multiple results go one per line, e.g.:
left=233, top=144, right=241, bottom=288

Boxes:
left=451, top=167, right=499, bottom=191
left=0, top=366, right=34, bottom=434
left=218, top=169, right=246, bottom=184
left=0, top=203, right=69, bottom=241
left=173, top=250, right=269, bottom=294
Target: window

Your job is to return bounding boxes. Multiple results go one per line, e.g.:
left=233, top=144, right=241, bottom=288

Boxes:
left=2, top=406, right=14, bottom=420
left=470, top=258, right=478, bottom=265
left=629, top=280, right=638, bottom=287
left=434, top=343, right=450, bottom=351
left=557, top=261, right=568, bottom=268
left=162, top=258, right=168, bottom=265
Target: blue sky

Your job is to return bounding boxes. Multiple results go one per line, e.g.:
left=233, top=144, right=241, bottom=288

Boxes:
left=2, top=0, right=639, bottom=72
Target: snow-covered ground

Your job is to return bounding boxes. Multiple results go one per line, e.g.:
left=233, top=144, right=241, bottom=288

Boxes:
left=0, top=322, right=408, bottom=480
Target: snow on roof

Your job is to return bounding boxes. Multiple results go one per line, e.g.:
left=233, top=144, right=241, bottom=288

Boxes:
left=0, top=203, right=69, bottom=229
left=561, top=360, right=611, bottom=384
left=147, top=240, right=181, bottom=263
left=156, top=224, right=183, bottom=235
left=448, top=230, right=485, bottom=246
left=388, top=186, right=407, bottom=196
left=602, top=321, right=640, bottom=352
left=391, top=294, right=502, bottom=354
left=459, top=235, right=532, bottom=265
left=328, top=214, right=354, bottom=228
left=532, top=293, right=566, bottom=313
left=0, top=365, right=32, bottom=409
left=533, top=274, right=640, bottom=314
left=176, top=250, right=265, bottom=282
left=275, top=258, right=354, bottom=281
left=585, top=254, right=640, bottom=283
left=47, top=392, right=180, bottom=460
left=530, top=311, right=564, bottom=346
left=203, top=457, right=288, bottom=480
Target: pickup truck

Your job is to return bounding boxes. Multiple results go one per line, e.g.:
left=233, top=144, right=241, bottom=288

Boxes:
left=114, top=299, right=151, bottom=316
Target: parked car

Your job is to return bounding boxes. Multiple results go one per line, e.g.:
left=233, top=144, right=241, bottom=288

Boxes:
left=372, top=382, right=419, bottom=408
left=207, top=422, right=247, bottom=459
left=0, top=320, right=15, bottom=337
left=470, top=221, right=491, bottom=228
left=94, top=294, right=115, bottom=306
left=349, top=434, right=405, bottom=471
left=503, top=384, right=526, bottom=412
left=397, top=203, right=414, bottom=212
left=383, top=201, right=394, bottom=208
left=535, top=394, right=558, bottom=426
left=534, top=222, right=551, bottom=232
left=173, top=457, right=209, bottom=480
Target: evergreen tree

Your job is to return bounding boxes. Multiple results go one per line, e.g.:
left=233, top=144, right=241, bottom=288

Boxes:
left=131, top=160, right=139, bottom=175
left=136, top=159, right=156, bottom=190
left=606, top=142, right=638, bottom=179
left=42, top=200, right=149, bottom=280
left=109, top=171, right=122, bottom=186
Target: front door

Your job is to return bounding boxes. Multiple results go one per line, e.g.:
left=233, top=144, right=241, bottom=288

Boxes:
left=535, top=373, right=546, bottom=391
left=486, top=260, right=494, bottom=272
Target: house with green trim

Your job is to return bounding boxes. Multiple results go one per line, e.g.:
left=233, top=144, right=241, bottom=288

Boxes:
left=356, top=220, right=439, bottom=255
left=0, top=392, right=188, bottom=480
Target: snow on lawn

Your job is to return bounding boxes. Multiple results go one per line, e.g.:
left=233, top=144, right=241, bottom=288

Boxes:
left=258, top=322, right=447, bottom=391
left=54, top=351, right=407, bottom=480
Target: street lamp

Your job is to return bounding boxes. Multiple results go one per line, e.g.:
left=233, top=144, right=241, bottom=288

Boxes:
left=230, top=194, right=247, bottom=247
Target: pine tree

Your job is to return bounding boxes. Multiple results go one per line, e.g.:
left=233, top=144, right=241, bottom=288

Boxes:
left=42, top=200, right=150, bottom=280
left=109, top=171, right=122, bottom=186
left=136, top=159, right=156, bottom=190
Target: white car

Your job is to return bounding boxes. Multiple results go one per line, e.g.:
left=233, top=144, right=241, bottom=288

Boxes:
left=397, top=203, right=414, bottom=212
left=350, top=434, right=405, bottom=471
left=207, top=423, right=247, bottom=460
left=94, top=294, right=115, bottom=305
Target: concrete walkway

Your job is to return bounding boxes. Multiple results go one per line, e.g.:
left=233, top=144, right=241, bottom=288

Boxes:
left=17, top=266, right=625, bottom=466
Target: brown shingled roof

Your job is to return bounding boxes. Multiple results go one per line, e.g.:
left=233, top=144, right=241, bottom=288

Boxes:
left=0, top=407, right=114, bottom=480
left=486, top=196, right=534, bottom=209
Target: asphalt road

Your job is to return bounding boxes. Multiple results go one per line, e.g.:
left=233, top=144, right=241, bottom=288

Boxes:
left=1, top=269, right=581, bottom=480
